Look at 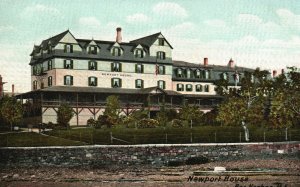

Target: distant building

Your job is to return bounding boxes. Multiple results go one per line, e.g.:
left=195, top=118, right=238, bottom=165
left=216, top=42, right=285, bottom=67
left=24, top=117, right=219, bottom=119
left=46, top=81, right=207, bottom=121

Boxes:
left=17, top=28, right=253, bottom=126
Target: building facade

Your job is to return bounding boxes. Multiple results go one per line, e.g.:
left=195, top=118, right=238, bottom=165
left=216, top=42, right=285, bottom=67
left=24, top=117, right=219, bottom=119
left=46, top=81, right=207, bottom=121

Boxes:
left=18, top=28, right=253, bottom=126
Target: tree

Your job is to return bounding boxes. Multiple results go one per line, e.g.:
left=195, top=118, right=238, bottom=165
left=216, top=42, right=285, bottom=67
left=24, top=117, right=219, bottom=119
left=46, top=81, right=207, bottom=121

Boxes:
left=98, top=95, right=121, bottom=128
left=0, top=96, right=23, bottom=131
left=179, top=105, right=204, bottom=127
left=57, top=103, right=74, bottom=129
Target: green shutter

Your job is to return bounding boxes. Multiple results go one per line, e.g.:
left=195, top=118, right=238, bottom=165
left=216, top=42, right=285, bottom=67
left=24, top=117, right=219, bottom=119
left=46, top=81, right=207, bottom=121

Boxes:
left=70, top=45, right=73, bottom=53
left=64, top=76, right=66, bottom=85
left=141, top=80, right=144, bottom=88
left=177, top=84, right=179, bottom=91
left=95, top=77, right=98, bottom=86
left=71, top=60, right=73, bottom=69
left=141, top=65, right=144, bottom=73
left=64, top=60, right=66, bottom=68
left=111, top=63, right=114, bottom=71
left=135, top=79, right=138, bottom=88
left=119, top=63, right=122, bottom=72
left=135, top=64, right=138, bottom=73
left=71, top=76, right=73, bottom=85
left=111, top=78, right=114, bottom=87
left=88, top=77, right=90, bottom=86
left=64, top=45, right=67, bottom=53
left=95, top=61, right=97, bottom=70
left=119, top=79, right=122, bottom=87
left=163, top=81, right=166, bottom=89
left=163, top=66, right=166, bottom=74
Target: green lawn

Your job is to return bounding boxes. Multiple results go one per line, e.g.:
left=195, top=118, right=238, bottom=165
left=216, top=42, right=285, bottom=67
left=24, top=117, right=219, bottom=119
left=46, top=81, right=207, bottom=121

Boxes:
left=45, top=126, right=300, bottom=145
left=0, top=132, right=87, bottom=147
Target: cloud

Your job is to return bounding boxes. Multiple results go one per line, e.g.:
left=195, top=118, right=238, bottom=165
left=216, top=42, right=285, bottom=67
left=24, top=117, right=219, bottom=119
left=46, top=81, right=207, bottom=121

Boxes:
left=237, top=14, right=263, bottom=25
left=276, top=9, right=300, bottom=31
left=153, top=2, right=188, bottom=18
left=126, top=13, right=150, bottom=24
left=162, top=22, right=197, bottom=37
left=0, top=26, right=14, bottom=33
left=78, top=17, right=101, bottom=28
left=204, top=19, right=227, bottom=28
left=21, top=4, right=60, bottom=18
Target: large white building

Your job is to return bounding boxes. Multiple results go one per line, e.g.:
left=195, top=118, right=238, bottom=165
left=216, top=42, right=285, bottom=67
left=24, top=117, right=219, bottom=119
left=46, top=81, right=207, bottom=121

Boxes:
left=18, top=28, right=253, bottom=126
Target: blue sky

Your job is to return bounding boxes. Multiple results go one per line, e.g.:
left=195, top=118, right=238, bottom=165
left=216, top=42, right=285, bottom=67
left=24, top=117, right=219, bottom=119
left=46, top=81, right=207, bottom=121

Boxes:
left=0, top=0, right=299, bottom=92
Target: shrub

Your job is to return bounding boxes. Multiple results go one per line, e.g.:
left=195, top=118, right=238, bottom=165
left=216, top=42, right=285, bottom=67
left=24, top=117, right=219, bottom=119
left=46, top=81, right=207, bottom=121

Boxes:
left=185, top=156, right=209, bottom=165
left=87, top=118, right=97, bottom=127
left=171, top=119, right=184, bottom=127
left=97, top=115, right=116, bottom=128
left=137, top=118, right=159, bottom=128
left=167, top=160, right=185, bottom=167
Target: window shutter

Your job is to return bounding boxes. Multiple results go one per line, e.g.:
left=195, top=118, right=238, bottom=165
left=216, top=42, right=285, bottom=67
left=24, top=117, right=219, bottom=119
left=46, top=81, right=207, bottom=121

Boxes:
left=163, top=81, right=166, bottom=89
left=111, top=78, right=114, bottom=87
left=135, top=79, right=138, bottom=88
left=95, top=77, right=98, bottom=86
left=88, top=77, right=91, bottom=86
left=135, top=64, right=138, bottom=73
left=163, top=52, right=166, bottom=59
left=177, top=84, right=179, bottom=91
left=71, top=60, right=73, bottom=69
left=119, top=63, right=122, bottom=72
left=70, top=76, right=73, bottom=85
left=141, top=65, right=144, bottom=73
left=157, top=81, right=159, bottom=87
left=163, top=66, right=166, bottom=74
left=111, top=63, right=114, bottom=71
left=64, top=76, right=66, bottom=85
left=119, top=79, right=122, bottom=87
left=70, top=45, right=73, bottom=53
left=141, top=80, right=144, bottom=88
left=95, top=61, right=97, bottom=70
left=64, top=45, right=67, bottom=53
left=64, top=60, right=66, bottom=68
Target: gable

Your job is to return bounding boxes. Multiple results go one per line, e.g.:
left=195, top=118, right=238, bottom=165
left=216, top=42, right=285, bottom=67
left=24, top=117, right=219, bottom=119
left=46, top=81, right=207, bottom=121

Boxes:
left=59, top=32, right=78, bottom=44
left=89, top=40, right=97, bottom=46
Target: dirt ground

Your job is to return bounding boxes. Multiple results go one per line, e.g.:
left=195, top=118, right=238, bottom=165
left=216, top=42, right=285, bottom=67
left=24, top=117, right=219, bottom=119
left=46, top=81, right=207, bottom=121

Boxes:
left=1, top=158, right=300, bottom=187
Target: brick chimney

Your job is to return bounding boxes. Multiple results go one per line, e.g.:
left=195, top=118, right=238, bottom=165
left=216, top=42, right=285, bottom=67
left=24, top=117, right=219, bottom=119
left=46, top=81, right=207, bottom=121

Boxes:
left=272, top=70, right=277, bottom=77
left=204, top=58, right=208, bottom=66
left=228, top=58, right=234, bottom=68
left=281, top=69, right=285, bottom=75
left=116, top=27, right=122, bottom=43
left=12, top=84, right=14, bottom=96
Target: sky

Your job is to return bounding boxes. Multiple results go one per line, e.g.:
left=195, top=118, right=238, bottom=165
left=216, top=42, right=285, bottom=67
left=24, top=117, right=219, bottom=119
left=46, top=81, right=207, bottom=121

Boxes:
left=0, top=0, right=299, bottom=93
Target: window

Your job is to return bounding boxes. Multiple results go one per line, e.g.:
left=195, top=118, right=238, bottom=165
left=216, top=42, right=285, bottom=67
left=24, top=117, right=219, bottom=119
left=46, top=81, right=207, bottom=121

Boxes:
left=111, top=78, right=122, bottom=88
left=48, top=76, right=52, bottom=87
left=157, top=80, right=166, bottom=89
left=64, top=44, right=73, bottom=53
left=64, top=75, right=73, bottom=86
left=177, top=68, right=183, bottom=77
left=158, top=65, right=165, bottom=75
left=135, top=79, right=144, bottom=88
left=111, top=62, right=121, bottom=72
left=112, top=47, right=122, bottom=56
left=177, top=84, right=184, bottom=91
left=186, top=84, right=193, bottom=92
left=33, top=80, right=37, bottom=90
left=157, top=51, right=166, bottom=60
left=88, top=61, right=97, bottom=70
left=195, top=69, right=201, bottom=78
left=64, top=59, right=73, bottom=69
left=204, top=85, right=210, bottom=92
left=135, top=64, right=144, bottom=73
left=186, top=69, right=191, bottom=78
left=196, top=84, right=203, bottom=92
left=134, top=49, right=144, bottom=58
left=220, top=72, right=228, bottom=80
left=88, top=77, right=97, bottom=86
left=88, top=46, right=97, bottom=54
left=48, top=60, right=52, bottom=70
left=158, top=38, right=165, bottom=46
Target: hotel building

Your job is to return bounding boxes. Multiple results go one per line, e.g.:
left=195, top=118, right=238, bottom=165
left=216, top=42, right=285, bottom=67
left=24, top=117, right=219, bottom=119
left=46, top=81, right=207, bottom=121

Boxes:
left=17, top=28, right=253, bottom=126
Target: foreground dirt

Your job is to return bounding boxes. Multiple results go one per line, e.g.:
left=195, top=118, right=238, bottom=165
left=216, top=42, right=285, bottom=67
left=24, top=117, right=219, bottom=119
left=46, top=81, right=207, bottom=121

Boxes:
left=1, top=159, right=300, bottom=187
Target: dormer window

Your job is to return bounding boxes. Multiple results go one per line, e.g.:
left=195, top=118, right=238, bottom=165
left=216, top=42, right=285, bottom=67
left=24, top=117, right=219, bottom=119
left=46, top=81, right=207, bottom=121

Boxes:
left=64, top=59, right=73, bottom=69
left=220, top=72, right=228, bottom=80
left=111, top=62, right=121, bottom=72
left=157, top=51, right=166, bottom=60
left=134, top=49, right=144, bottom=58
left=158, top=38, right=165, bottom=46
left=186, top=69, right=191, bottom=78
left=112, top=47, right=122, bottom=56
left=88, top=46, right=97, bottom=54
left=33, top=80, right=38, bottom=90
left=177, top=68, right=183, bottom=77
left=186, top=84, right=193, bottom=92
left=64, top=44, right=73, bottom=53
left=88, top=76, right=97, bottom=86
left=88, top=61, right=97, bottom=70
left=204, top=70, right=210, bottom=79
left=195, top=69, right=201, bottom=78
left=177, top=84, right=184, bottom=91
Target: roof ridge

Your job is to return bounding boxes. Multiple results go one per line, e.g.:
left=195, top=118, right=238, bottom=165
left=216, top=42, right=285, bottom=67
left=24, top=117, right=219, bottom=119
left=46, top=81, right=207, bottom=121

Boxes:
left=130, top=32, right=161, bottom=42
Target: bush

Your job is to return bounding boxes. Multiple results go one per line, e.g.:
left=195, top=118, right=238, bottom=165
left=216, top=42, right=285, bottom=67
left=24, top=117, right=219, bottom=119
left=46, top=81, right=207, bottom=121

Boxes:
left=185, top=156, right=209, bottom=165
left=171, top=119, right=184, bottom=127
left=87, top=118, right=97, bottom=127
left=167, top=160, right=185, bottom=167
left=97, top=115, right=116, bottom=128
left=137, top=118, right=159, bottom=128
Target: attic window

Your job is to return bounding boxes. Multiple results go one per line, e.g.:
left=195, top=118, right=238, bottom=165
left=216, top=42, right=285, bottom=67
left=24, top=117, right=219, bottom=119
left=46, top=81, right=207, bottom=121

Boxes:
left=157, top=51, right=166, bottom=60
left=177, top=68, right=183, bottom=77
left=88, top=46, right=97, bottom=54
left=64, top=44, right=73, bottom=53
left=112, top=47, right=122, bottom=56
left=158, top=38, right=165, bottom=46
left=134, top=49, right=144, bottom=58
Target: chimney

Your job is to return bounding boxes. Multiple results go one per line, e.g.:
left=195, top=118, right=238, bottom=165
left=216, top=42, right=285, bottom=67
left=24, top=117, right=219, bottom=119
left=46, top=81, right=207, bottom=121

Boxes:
left=0, top=75, right=2, bottom=98
left=204, top=58, right=208, bottom=66
left=228, top=58, right=234, bottom=68
left=272, top=70, right=277, bottom=77
left=116, top=27, right=122, bottom=43
left=281, top=69, right=285, bottom=75
left=12, top=84, right=14, bottom=96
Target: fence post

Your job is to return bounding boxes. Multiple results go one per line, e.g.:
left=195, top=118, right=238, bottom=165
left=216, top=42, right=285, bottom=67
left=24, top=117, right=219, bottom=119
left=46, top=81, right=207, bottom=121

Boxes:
left=239, top=132, right=242, bottom=143
left=285, top=128, right=288, bottom=141
left=263, top=131, right=266, bottom=142
left=110, top=132, right=113, bottom=144
left=214, top=132, right=217, bottom=143
left=190, top=133, right=193, bottom=143
left=165, top=133, right=168, bottom=144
